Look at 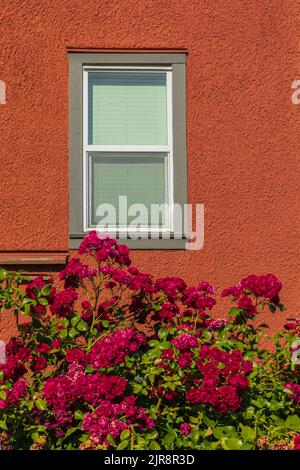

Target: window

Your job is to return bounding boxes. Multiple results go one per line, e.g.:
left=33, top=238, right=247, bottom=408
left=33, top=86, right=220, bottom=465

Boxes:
left=69, top=52, right=187, bottom=249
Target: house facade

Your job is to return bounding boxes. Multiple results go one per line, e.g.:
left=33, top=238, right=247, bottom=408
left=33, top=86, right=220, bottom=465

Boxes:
left=0, top=1, right=299, bottom=340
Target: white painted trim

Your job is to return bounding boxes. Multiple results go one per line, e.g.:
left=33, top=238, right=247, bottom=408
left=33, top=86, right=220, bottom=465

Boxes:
left=83, top=66, right=172, bottom=71
left=86, top=145, right=170, bottom=153
left=166, top=69, right=174, bottom=232
left=85, top=227, right=173, bottom=233
left=83, top=69, right=88, bottom=232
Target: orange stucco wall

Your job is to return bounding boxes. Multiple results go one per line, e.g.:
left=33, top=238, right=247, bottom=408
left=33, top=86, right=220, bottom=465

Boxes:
left=0, top=1, right=299, bottom=339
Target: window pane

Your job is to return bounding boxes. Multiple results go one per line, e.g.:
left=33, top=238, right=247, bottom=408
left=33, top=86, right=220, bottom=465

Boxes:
left=88, top=72, right=168, bottom=145
left=89, top=152, right=168, bottom=227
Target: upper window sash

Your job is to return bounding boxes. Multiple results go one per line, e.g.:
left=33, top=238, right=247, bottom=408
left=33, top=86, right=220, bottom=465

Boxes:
left=83, top=66, right=173, bottom=150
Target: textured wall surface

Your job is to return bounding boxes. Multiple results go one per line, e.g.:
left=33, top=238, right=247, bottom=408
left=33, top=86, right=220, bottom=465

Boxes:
left=0, top=0, right=299, bottom=339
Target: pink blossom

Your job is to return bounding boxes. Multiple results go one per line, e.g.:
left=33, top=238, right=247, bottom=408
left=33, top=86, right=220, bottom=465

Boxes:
left=50, top=287, right=78, bottom=317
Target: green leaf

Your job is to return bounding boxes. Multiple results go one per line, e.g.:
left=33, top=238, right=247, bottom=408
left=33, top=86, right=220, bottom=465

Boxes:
left=241, top=426, right=255, bottom=442
left=149, top=441, right=161, bottom=450
left=152, top=304, right=161, bottom=311
left=144, top=349, right=161, bottom=360
left=202, top=414, right=214, bottom=427
left=285, top=415, right=300, bottom=431
left=38, top=297, right=48, bottom=306
left=74, top=410, right=85, bottom=420
left=27, top=401, right=34, bottom=411
left=71, top=316, right=80, bottom=327
left=221, top=437, right=243, bottom=450
left=162, top=430, right=177, bottom=447
left=228, top=307, right=243, bottom=316
left=85, top=364, right=94, bottom=374
left=106, top=434, right=116, bottom=447
left=120, top=429, right=131, bottom=441
left=41, top=284, right=52, bottom=296
left=202, top=330, right=212, bottom=341
left=0, top=420, right=7, bottom=430
left=0, top=390, right=7, bottom=400
left=61, top=318, right=69, bottom=328
left=165, top=381, right=176, bottom=391
left=35, top=398, right=47, bottom=411
left=31, top=432, right=40, bottom=442
left=63, top=427, right=80, bottom=439
left=158, top=341, right=172, bottom=350
left=117, top=440, right=129, bottom=450
left=241, top=443, right=254, bottom=450
left=132, top=383, right=142, bottom=394
left=21, top=302, right=31, bottom=316
left=59, top=329, right=68, bottom=340
left=77, top=320, right=89, bottom=332
left=69, top=328, right=79, bottom=339
left=0, top=269, right=8, bottom=280
left=158, top=327, right=169, bottom=340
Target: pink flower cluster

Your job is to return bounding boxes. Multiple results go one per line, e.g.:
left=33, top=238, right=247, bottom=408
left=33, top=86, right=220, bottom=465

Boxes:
left=43, top=363, right=154, bottom=444
left=186, top=346, right=253, bottom=414
left=25, top=276, right=55, bottom=315
left=285, top=382, right=300, bottom=404
left=284, top=319, right=300, bottom=331
left=31, top=355, right=47, bottom=373
left=63, top=327, right=146, bottom=370
left=59, top=258, right=97, bottom=287
left=82, top=395, right=155, bottom=445
left=82, top=412, right=128, bottom=445
left=81, top=300, right=93, bottom=319
left=89, top=328, right=146, bottom=369
left=65, top=348, right=85, bottom=363
left=207, top=318, right=232, bottom=331
left=0, top=338, right=30, bottom=381
left=50, top=287, right=78, bottom=317
left=150, top=278, right=217, bottom=325
left=100, top=266, right=155, bottom=294
left=179, top=422, right=192, bottom=436
left=294, top=435, right=300, bottom=450
left=78, top=231, right=131, bottom=266
left=182, top=286, right=216, bottom=311
left=237, top=294, right=257, bottom=317
left=0, top=379, right=27, bottom=410
left=240, top=274, right=282, bottom=300
left=43, top=364, right=127, bottom=411
left=155, top=277, right=187, bottom=301
left=172, top=333, right=199, bottom=351
left=222, top=274, right=282, bottom=303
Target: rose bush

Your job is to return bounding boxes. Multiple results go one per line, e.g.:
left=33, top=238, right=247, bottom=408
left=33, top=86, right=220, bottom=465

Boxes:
left=0, top=231, right=299, bottom=450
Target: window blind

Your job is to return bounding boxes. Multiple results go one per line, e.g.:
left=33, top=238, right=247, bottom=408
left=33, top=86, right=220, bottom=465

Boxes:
left=90, top=153, right=167, bottom=227
left=88, top=72, right=168, bottom=145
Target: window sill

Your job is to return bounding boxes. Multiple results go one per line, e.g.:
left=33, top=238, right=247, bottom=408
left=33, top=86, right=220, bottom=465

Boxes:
left=69, top=234, right=187, bottom=250
left=0, top=252, right=68, bottom=266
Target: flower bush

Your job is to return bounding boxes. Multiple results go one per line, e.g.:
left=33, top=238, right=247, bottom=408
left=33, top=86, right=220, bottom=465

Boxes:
left=0, top=231, right=299, bottom=450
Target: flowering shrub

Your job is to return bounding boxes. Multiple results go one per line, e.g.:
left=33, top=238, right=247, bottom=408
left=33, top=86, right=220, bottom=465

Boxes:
left=0, top=232, right=299, bottom=450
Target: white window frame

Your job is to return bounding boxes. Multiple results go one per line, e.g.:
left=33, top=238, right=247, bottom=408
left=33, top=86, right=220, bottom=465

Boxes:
left=82, top=66, right=174, bottom=234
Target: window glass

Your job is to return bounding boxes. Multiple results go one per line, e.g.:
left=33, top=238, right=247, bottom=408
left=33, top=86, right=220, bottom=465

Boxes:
left=89, top=152, right=168, bottom=227
left=88, top=72, right=168, bottom=145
